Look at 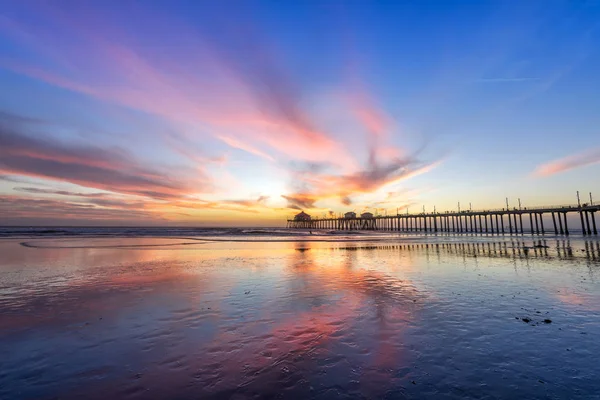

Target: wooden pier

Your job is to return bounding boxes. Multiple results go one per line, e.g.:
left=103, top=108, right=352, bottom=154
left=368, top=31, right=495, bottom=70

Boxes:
left=287, top=204, right=599, bottom=235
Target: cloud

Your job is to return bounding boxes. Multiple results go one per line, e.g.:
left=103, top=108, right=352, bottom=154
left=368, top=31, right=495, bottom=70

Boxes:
left=284, top=151, right=440, bottom=209
left=533, top=147, right=600, bottom=177
left=0, top=5, right=444, bottom=221
left=13, top=187, right=110, bottom=198
left=348, top=84, right=392, bottom=144
left=0, top=195, right=160, bottom=222
left=201, top=16, right=352, bottom=160
left=216, top=135, right=276, bottom=162
left=170, top=199, right=261, bottom=214
left=281, top=194, right=318, bottom=210
left=165, top=134, right=228, bottom=166
left=0, top=114, right=276, bottom=219
left=0, top=113, right=210, bottom=200
left=0, top=6, right=357, bottom=170
left=223, top=195, right=270, bottom=208
left=85, top=198, right=151, bottom=210
left=1, top=175, right=30, bottom=184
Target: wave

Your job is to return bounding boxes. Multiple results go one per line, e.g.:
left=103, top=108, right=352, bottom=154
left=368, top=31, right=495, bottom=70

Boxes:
left=0, top=226, right=387, bottom=239
left=1, top=227, right=245, bottom=238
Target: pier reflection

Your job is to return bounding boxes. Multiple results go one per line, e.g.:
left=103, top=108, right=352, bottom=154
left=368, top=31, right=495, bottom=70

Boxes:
left=322, top=240, right=600, bottom=263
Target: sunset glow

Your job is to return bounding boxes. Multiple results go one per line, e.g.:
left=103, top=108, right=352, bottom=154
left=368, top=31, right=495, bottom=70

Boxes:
left=1, top=1, right=599, bottom=226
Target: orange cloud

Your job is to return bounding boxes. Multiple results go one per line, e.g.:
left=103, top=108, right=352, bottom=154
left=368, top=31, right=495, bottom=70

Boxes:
left=283, top=156, right=440, bottom=210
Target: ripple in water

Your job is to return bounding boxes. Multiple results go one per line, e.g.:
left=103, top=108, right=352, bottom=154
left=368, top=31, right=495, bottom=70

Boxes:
left=0, top=236, right=599, bottom=399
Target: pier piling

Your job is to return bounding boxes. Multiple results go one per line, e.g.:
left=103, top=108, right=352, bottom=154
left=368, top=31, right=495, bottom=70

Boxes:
left=287, top=203, right=599, bottom=236
left=584, top=212, right=592, bottom=235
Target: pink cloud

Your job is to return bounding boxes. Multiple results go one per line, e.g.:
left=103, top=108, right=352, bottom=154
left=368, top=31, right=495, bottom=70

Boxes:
left=351, top=90, right=391, bottom=140
left=0, top=8, right=358, bottom=170
left=0, top=112, right=281, bottom=220
left=216, top=135, right=275, bottom=162
left=533, top=147, right=600, bottom=177
left=0, top=194, right=160, bottom=222
left=0, top=115, right=209, bottom=200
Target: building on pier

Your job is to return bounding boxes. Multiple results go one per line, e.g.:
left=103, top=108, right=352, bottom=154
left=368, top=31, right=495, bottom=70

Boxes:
left=294, top=211, right=311, bottom=221
left=344, top=212, right=356, bottom=219
left=361, top=212, right=374, bottom=219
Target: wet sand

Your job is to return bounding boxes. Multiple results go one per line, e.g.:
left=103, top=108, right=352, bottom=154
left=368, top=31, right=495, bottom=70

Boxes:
left=1, top=236, right=600, bottom=399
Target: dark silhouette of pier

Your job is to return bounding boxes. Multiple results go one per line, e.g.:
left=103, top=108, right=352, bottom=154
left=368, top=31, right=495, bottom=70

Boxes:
left=328, top=240, right=600, bottom=262
left=287, top=202, right=599, bottom=236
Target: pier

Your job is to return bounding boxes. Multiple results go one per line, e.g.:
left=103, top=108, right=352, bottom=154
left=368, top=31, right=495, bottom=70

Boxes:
left=287, top=203, right=599, bottom=235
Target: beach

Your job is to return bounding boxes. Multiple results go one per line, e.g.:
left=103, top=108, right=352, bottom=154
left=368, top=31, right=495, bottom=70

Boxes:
left=1, top=231, right=600, bottom=399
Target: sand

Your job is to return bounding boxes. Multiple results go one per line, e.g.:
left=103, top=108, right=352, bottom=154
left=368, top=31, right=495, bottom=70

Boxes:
left=1, top=236, right=599, bottom=399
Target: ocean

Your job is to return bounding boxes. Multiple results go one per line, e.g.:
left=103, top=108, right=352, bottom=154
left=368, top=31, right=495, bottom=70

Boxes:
left=1, top=229, right=599, bottom=399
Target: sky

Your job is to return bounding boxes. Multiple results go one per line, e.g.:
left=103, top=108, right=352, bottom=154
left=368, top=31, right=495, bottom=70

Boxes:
left=1, top=0, right=599, bottom=227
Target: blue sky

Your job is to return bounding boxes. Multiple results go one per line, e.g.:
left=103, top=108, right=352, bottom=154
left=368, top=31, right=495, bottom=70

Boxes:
left=0, top=0, right=599, bottom=225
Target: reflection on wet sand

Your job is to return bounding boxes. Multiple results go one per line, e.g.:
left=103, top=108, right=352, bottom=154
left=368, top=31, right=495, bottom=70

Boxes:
left=1, top=237, right=600, bottom=399
left=330, top=239, right=600, bottom=262
left=0, top=239, right=422, bottom=399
